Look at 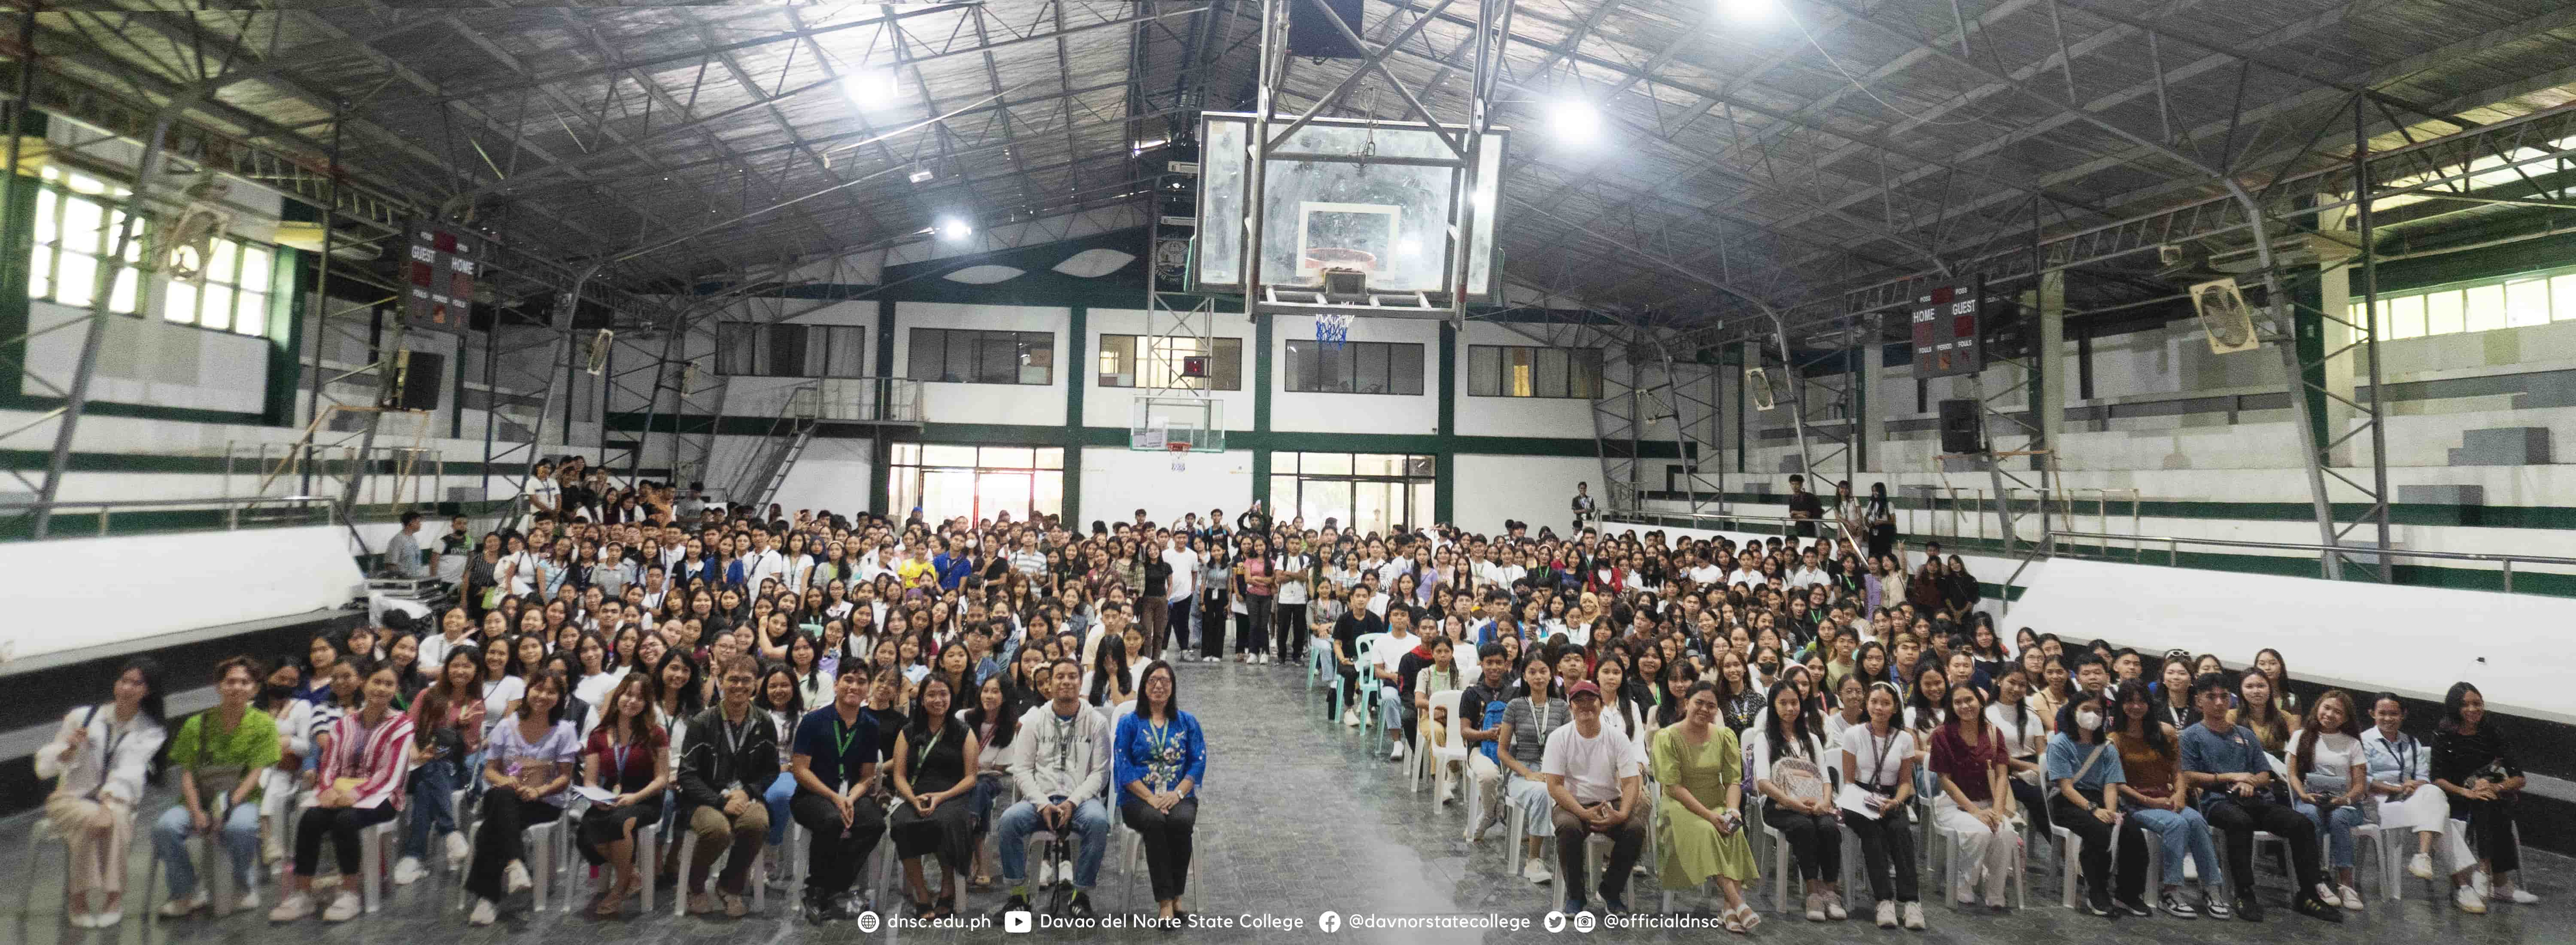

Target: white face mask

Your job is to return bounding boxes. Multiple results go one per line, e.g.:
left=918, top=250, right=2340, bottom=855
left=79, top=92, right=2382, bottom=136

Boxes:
left=2075, top=710, right=2103, bottom=732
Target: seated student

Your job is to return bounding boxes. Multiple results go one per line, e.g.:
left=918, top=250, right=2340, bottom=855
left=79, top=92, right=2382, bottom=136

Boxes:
left=791, top=660, right=889, bottom=922
left=1543, top=681, right=1646, bottom=915
left=1459, top=644, right=1517, bottom=841
left=1495, top=657, right=1571, bottom=884
left=575, top=675, right=671, bottom=918
left=2285, top=689, right=2369, bottom=913
left=992, top=659, right=1113, bottom=920
left=1371, top=605, right=1423, bottom=760
left=1115, top=660, right=1207, bottom=925
left=1753, top=679, right=1844, bottom=921
left=1844, top=681, right=1926, bottom=930
left=153, top=657, right=277, bottom=919
left=2180, top=672, right=2341, bottom=922
left=1329, top=589, right=1386, bottom=726
left=277, top=661, right=415, bottom=923
left=2046, top=686, right=2148, bottom=918
left=2111, top=680, right=2227, bottom=918
left=2431, top=681, right=2535, bottom=912
left=1650, top=682, right=1759, bottom=930
left=1927, top=682, right=2014, bottom=911
left=675, top=656, right=779, bottom=918
left=2360, top=692, right=2472, bottom=901
left=1401, top=629, right=1462, bottom=775
left=890, top=675, right=980, bottom=920
left=462, top=668, right=577, bottom=926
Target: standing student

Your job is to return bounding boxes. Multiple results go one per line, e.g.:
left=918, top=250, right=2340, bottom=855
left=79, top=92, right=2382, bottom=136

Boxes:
left=2180, top=673, right=2341, bottom=923
left=790, top=657, right=889, bottom=922
left=2431, top=681, right=2534, bottom=912
left=155, top=657, right=277, bottom=918
left=1844, top=682, right=1926, bottom=930
left=2046, top=687, right=2148, bottom=919
left=277, top=662, right=415, bottom=924
left=1115, top=661, right=1206, bottom=925
left=462, top=669, right=578, bottom=926
left=1273, top=537, right=1313, bottom=665
left=1650, top=682, right=1760, bottom=930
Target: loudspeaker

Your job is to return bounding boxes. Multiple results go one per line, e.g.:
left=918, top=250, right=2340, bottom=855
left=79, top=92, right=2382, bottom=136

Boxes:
left=398, top=350, right=445, bottom=410
left=1938, top=398, right=1982, bottom=454
left=1286, top=0, right=1365, bottom=58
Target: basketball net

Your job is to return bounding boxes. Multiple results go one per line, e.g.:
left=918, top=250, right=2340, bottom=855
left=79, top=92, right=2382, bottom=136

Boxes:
left=1168, top=439, right=1189, bottom=471
left=1316, top=312, right=1352, bottom=349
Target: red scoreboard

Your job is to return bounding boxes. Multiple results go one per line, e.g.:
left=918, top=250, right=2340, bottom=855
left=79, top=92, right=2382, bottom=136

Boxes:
left=404, top=225, right=477, bottom=334
left=1909, top=280, right=1983, bottom=378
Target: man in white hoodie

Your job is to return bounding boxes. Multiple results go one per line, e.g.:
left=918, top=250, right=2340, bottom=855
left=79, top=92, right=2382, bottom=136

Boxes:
left=991, top=661, right=1112, bottom=920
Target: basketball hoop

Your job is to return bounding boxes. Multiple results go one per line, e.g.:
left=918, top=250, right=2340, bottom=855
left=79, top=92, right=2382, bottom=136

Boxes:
left=1316, top=311, right=1352, bottom=349
left=1166, top=439, right=1189, bottom=471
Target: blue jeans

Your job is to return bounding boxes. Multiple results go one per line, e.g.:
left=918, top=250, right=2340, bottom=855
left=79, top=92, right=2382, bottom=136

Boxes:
left=995, top=797, right=1108, bottom=889
left=2127, top=804, right=2224, bottom=889
left=1377, top=685, right=1406, bottom=737
left=2295, top=800, right=2367, bottom=870
left=401, top=758, right=461, bottom=860
left=969, top=773, right=1004, bottom=836
left=152, top=800, right=260, bottom=900
left=762, top=772, right=797, bottom=845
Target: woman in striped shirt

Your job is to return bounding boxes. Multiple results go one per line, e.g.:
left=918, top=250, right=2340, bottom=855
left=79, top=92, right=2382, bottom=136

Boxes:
left=271, top=661, right=415, bottom=923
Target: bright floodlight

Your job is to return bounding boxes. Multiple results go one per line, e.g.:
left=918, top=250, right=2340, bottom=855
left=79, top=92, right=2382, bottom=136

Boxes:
left=1719, top=0, right=1775, bottom=21
left=1551, top=98, right=1602, bottom=141
left=844, top=70, right=901, bottom=109
left=937, top=218, right=972, bottom=240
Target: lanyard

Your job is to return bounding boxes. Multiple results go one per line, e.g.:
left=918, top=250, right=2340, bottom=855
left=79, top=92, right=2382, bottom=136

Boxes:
left=608, top=738, right=633, bottom=781
left=912, top=724, right=944, bottom=772
left=1865, top=725, right=1898, bottom=789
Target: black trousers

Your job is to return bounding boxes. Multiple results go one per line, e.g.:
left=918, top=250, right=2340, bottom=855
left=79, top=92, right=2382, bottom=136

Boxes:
left=1552, top=808, right=1646, bottom=905
left=790, top=789, right=886, bottom=898
left=888, top=794, right=974, bottom=872
left=2452, top=795, right=2521, bottom=874
left=292, top=804, right=399, bottom=879
left=1274, top=603, right=1306, bottom=659
left=1120, top=796, right=1198, bottom=903
left=1762, top=806, right=1842, bottom=882
left=1237, top=601, right=1270, bottom=655
left=465, top=791, right=562, bottom=902
left=1846, top=809, right=1919, bottom=903
left=1198, top=592, right=1228, bottom=659
left=2047, top=796, right=2148, bottom=903
left=2202, top=794, right=2323, bottom=896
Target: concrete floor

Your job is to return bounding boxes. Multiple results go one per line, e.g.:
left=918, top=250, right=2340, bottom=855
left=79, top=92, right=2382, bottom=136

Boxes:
left=3, top=659, right=2561, bottom=945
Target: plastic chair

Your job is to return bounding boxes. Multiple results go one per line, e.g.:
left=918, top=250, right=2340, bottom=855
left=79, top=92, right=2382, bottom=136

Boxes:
left=19, top=818, right=87, bottom=923
left=1352, top=633, right=1391, bottom=742
left=1118, top=814, right=1202, bottom=914
left=568, top=819, right=658, bottom=915
left=2048, top=820, right=2157, bottom=912
left=1929, top=816, right=2029, bottom=912
left=1413, top=690, right=1467, bottom=796
left=355, top=819, right=399, bottom=913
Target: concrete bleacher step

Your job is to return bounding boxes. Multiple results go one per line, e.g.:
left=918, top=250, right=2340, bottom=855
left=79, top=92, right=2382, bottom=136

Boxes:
left=2397, top=484, right=2484, bottom=505
left=2510, top=375, right=2576, bottom=410
left=2446, top=426, right=2553, bottom=466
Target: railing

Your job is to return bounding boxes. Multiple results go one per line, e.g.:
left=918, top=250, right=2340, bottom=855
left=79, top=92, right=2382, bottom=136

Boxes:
left=0, top=495, right=342, bottom=538
left=790, top=377, right=924, bottom=424
left=2048, top=530, right=2576, bottom=594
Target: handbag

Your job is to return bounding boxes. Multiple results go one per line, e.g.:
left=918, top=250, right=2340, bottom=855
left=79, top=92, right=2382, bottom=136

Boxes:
left=190, top=711, right=251, bottom=804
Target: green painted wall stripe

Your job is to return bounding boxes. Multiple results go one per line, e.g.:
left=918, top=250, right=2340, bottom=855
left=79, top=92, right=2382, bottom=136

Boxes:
left=1251, top=311, right=1273, bottom=506
left=1632, top=488, right=2576, bottom=530
left=263, top=248, right=306, bottom=426
left=1063, top=305, right=1086, bottom=526
left=1435, top=323, right=1456, bottom=524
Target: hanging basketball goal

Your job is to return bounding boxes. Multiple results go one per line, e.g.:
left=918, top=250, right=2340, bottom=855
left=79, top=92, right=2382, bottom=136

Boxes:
left=1130, top=396, right=1225, bottom=453
left=1315, top=311, right=1352, bottom=349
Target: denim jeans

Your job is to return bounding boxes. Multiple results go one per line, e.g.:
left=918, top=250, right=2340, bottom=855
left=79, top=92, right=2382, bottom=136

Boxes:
left=2294, top=800, right=2368, bottom=870
left=762, top=772, right=797, bottom=845
left=2126, top=804, right=2224, bottom=888
left=401, top=757, right=461, bottom=860
left=152, top=800, right=261, bottom=900
left=994, top=797, right=1108, bottom=888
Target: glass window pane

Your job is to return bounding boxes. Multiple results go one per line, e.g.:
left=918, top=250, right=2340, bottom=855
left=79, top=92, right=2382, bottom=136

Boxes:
left=2503, top=279, right=2549, bottom=327
left=980, top=446, right=1036, bottom=469
left=1033, top=471, right=1063, bottom=519
left=211, top=239, right=240, bottom=285
left=109, top=265, right=140, bottom=315
left=1572, top=349, right=1603, bottom=398
left=200, top=283, right=234, bottom=331
left=1507, top=347, right=1534, bottom=396
left=61, top=197, right=101, bottom=251
left=1098, top=334, right=1134, bottom=387
left=2391, top=294, right=2425, bottom=338
left=923, top=444, right=978, bottom=466
left=976, top=332, right=1017, bottom=383
left=893, top=442, right=922, bottom=464
left=164, top=278, right=197, bottom=323
left=27, top=255, right=44, bottom=300
left=239, top=245, right=273, bottom=293
left=1282, top=340, right=1307, bottom=391
left=55, top=252, right=95, bottom=307
left=235, top=291, right=267, bottom=334
left=910, top=329, right=946, bottom=380
left=2463, top=283, right=2504, bottom=333
left=1468, top=345, right=1500, bottom=396
left=1355, top=343, right=1390, bottom=393
left=1271, top=476, right=1299, bottom=523
left=1413, top=481, right=1437, bottom=529
left=32, top=188, right=55, bottom=246
left=1534, top=347, right=1570, bottom=398
left=1212, top=337, right=1243, bottom=391
left=2424, top=290, right=2464, bottom=335
left=1406, top=455, right=1435, bottom=477
left=1300, top=478, right=1352, bottom=533
left=1353, top=453, right=1399, bottom=476
left=1034, top=447, right=1063, bottom=470
left=2556, top=274, right=2576, bottom=322
left=1390, top=343, right=1423, bottom=395
left=1353, top=481, right=1392, bottom=537
left=1318, top=344, right=1352, bottom=392
left=1018, top=333, right=1052, bottom=385
left=1301, top=452, right=1352, bottom=475
left=948, top=330, right=981, bottom=382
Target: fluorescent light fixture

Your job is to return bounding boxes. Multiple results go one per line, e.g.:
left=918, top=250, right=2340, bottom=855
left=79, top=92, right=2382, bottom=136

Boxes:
left=1719, top=0, right=1775, bottom=21
left=937, top=218, right=972, bottom=240
left=1130, top=138, right=1170, bottom=156
left=1551, top=98, right=1602, bottom=142
left=843, top=69, right=900, bottom=109
left=1397, top=237, right=1421, bottom=255
left=908, top=167, right=935, bottom=184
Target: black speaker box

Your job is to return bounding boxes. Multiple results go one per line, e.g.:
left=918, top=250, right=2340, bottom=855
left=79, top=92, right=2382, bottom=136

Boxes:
left=1938, top=398, right=1982, bottom=454
left=399, top=350, right=445, bottom=410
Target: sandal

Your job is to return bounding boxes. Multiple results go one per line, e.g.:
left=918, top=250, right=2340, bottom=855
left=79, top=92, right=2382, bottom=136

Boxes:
left=930, top=896, right=956, bottom=921
left=1728, top=904, right=1762, bottom=932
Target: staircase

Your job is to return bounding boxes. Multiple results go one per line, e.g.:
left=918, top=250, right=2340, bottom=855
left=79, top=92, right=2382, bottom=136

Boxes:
left=726, top=384, right=820, bottom=514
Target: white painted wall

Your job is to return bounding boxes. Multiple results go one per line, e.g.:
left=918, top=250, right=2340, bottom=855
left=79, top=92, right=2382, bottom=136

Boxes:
left=0, top=525, right=361, bottom=665
left=1078, top=446, right=1252, bottom=527
left=25, top=299, right=269, bottom=414
left=768, top=436, right=875, bottom=517
left=893, top=301, right=1068, bottom=426
left=1080, top=307, right=1256, bottom=433
left=1270, top=314, right=1438, bottom=435
left=1453, top=453, right=1594, bottom=532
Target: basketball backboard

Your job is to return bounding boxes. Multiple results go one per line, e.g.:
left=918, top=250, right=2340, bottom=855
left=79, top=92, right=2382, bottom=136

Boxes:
left=1130, top=396, right=1226, bottom=453
left=1194, top=112, right=1506, bottom=305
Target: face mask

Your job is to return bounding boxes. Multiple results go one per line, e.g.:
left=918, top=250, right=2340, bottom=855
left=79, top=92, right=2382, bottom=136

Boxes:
left=2076, top=710, right=2103, bottom=732
left=264, top=683, right=296, bottom=702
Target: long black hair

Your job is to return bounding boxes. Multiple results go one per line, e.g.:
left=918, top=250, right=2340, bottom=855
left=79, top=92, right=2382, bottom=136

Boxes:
left=1136, top=659, right=1179, bottom=721
left=1088, top=632, right=1133, bottom=706
left=2111, top=678, right=2170, bottom=755
left=1761, top=678, right=1822, bottom=764
left=961, top=674, right=1021, bottom=752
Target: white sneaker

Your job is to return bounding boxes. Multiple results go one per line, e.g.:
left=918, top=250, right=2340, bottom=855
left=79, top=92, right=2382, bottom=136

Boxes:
left=444, top=832, right=470, bottom=871
left=2495, top=884, right=2540, bottom=905
left=1522, top=857, right=1553, bottom=885
left=2338, top=885, right=2364, bottom=911
left=393, top=856, right=427, bottom=886
left=236, top=890, right=260, bottom=912
left=1057, top=859, right=1073, bottom=886
left=1342, top=709, right=1361, bottom=727
left=2409, top=853, right=2435, bottom=881
left=1388, top=740, right=1406, bottom=761
left=1035, top=858, right=1055, bottom=887
left=1874, top=900, right=1897, bottom=928
left=1901, top=901, right=1926, bottom=930
left=2316, top=883, right=2342, bottom=908
left=160, top=893, right=208, bottom=918
left=1826, top=898, right=1848, bottom=920
left=468, top=898, right=499, bottom=926
left=321, top=891, right=361, bottom=923
left=2472, top=869, right=2492, bottom=899
left=93, top=909, right=122, bottom=928
left=2456, top=885, right=2488, bottom=914
left=267, top=892, right=314, bottom=923
left=504, top=860, right=532, bottom=894
left=70, top=912, right=99, bottom=929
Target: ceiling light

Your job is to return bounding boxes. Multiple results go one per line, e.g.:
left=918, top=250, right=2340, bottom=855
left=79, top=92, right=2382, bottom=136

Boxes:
left=1551, top=98, right=1603, bottom=142
left=843, top=69, right=900, bottom=109
left=1719, top=0, right=1776, bottom=22
left=937, top=218, right=972, bottom=240
left=908, top=167, right=935, bottom=184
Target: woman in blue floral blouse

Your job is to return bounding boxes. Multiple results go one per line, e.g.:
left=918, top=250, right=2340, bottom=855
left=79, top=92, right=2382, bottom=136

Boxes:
left=1114, top=660, right=1207, bottom=926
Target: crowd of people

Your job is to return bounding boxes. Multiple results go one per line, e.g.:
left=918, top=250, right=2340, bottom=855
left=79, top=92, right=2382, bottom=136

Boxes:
left=29, top=462, right=2543, bottom=937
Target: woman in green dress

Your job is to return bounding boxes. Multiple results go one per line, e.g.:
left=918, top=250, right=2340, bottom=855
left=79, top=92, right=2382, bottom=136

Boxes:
left=1653, top=681, right=1762, bottom=931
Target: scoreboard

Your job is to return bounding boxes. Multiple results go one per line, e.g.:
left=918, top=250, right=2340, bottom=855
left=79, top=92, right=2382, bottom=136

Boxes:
left=1910, top=279, right=1983, bottom=378
left=404, top=225, right=477, bottom=334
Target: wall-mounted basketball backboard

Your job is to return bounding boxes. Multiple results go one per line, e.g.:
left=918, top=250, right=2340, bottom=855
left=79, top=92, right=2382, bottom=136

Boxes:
left=1194, top=112, right=1506, bottom=311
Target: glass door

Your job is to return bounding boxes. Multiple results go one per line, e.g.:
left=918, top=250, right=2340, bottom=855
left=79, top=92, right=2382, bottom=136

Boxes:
left=975, top=471, right=1033, bottom=523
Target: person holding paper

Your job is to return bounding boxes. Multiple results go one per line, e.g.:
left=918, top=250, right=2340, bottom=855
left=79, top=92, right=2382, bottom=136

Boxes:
left=1841, top=681, right=1926, bottom=929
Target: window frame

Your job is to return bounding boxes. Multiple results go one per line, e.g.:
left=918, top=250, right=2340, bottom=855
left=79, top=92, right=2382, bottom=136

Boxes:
left=713, top=322, right=869, bottom=378
left=908, top=328, right=1055, bottom=386
left=1464, top=343, right=1604, bottom=399
left=1280, top=339, right=1425, bottom=395
left=1096, top=333, right=1244, bottom=390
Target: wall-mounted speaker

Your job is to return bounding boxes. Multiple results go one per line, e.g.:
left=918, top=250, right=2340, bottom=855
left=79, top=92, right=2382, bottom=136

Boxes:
left=398, top=350, right=445, bottom=410
left=1938, top=398, right=1982, bottom=455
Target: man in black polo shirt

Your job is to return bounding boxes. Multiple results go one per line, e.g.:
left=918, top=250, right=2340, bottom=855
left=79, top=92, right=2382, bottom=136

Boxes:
left=1331, top=597, right=1387, bottom=726
left=1786, top=474, right=1825, bottom=538
left=788, top=672, right=885, bottom=921
left=1460, top=643, right=1515, bottom=839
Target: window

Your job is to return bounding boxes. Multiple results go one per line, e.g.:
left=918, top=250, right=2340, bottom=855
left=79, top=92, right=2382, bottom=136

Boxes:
left=886, top=443, right=1064, bottom=523
left=1097, top=334, right=1242, bottom=390
left=1282, top=339, right=1424, bottom=395
left=1467, top=344, right=1603, bottom=398
left=715, top=322, right=867, bottom=377
left=908, top=328, right=1053, bottom=385
left=2351, top=267, right=2576, bottom=341
left=162, top=237, right=274, bottom=334
left=1266, top=451, right=1436, bottom=537
left=27, top=170, right=143, bottom=317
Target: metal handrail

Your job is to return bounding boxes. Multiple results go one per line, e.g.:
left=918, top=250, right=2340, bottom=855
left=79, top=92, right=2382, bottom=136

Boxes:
left=0, top=495, right=341, bottom=536
left=2047, top=529, right=2576, bottom=593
